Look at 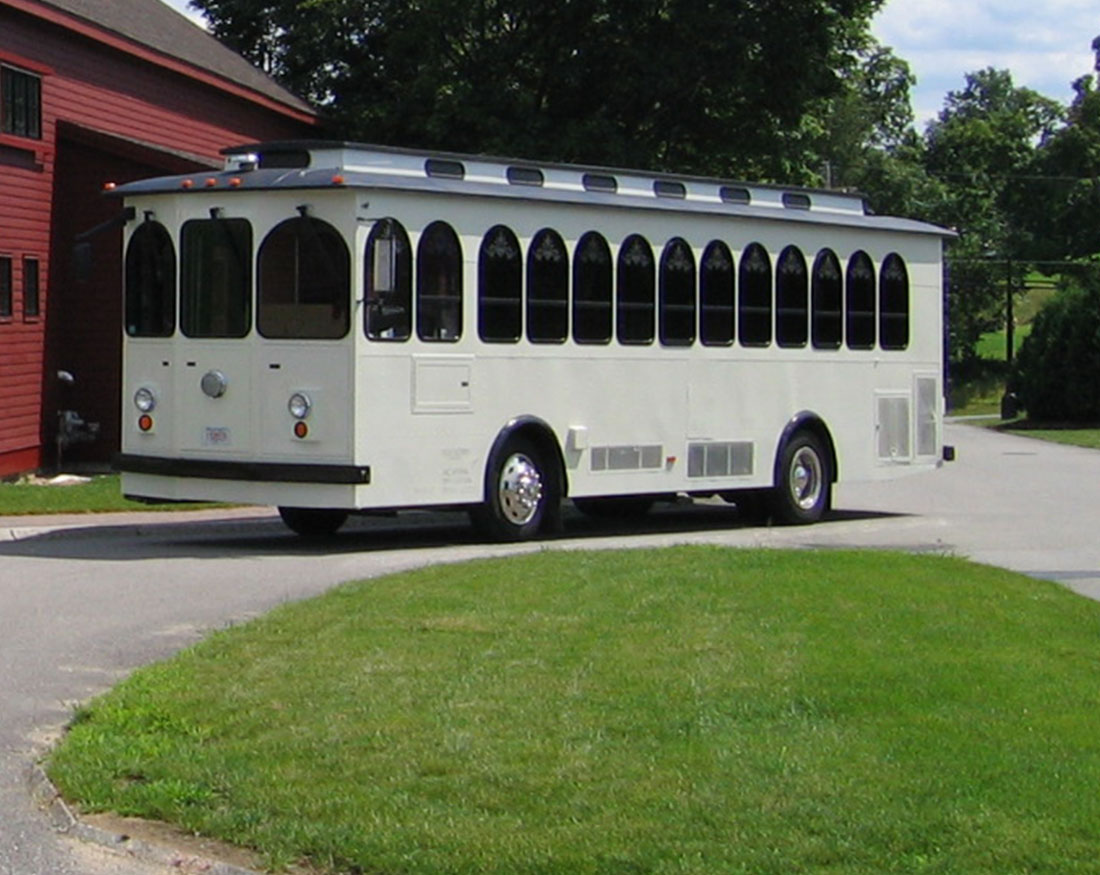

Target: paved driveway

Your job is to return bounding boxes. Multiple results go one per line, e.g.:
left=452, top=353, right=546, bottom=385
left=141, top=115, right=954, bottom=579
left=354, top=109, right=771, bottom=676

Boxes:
left=1, top=421, right=1098, bottom=874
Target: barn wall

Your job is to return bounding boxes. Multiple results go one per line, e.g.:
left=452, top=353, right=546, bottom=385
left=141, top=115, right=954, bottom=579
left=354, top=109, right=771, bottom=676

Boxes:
left=0, top=5, right=314, bottom=475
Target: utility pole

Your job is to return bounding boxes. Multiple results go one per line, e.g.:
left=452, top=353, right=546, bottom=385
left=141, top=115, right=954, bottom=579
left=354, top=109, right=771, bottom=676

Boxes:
left=1005, top=256, right=1014, bottom=365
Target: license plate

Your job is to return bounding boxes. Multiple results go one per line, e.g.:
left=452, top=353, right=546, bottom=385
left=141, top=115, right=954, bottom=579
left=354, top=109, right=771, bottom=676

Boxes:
left=203, top=426, right=231, bottom=447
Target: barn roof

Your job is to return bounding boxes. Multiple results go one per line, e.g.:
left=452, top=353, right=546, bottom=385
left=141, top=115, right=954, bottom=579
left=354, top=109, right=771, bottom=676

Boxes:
left=30, top=0, right=314, bottom=117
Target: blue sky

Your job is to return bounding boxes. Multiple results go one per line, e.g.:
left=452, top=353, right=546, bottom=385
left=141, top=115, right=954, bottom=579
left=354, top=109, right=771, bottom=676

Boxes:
left=160, top=0, right=1098, bottom=129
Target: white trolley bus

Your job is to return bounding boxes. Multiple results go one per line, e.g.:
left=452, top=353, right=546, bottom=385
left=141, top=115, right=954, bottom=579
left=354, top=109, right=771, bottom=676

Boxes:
left=113, top=140, right=951, bottom=540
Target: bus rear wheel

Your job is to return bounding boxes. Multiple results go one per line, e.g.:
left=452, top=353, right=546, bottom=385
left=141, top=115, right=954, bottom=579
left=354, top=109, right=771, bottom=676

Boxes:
left=471, top=436, right=558, bottom=541
left=278, top=506, right=349, bottom=537
left=769, top=431, right=831, bottom=525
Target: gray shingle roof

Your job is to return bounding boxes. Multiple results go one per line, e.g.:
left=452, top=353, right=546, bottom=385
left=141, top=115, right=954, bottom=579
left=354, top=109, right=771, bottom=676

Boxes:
left=36, top=0, right=314, bottom=116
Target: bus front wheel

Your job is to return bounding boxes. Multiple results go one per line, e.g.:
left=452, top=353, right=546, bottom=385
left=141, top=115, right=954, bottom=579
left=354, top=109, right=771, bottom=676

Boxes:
left=472, top=436, right=559, bottom=541
left=278, top=506, right=349, bottom=537
left=769, top=431, right=831, bottom=525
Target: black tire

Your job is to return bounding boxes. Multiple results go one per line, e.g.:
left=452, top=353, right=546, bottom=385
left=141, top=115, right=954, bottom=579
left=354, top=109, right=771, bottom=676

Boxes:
left=277, top=506, right=349, bottom=537
left=471, top=436, right=559, bottom=541
left=573, top=496, right=654, bottom=519
left=769, top=431, right=831, bottom=525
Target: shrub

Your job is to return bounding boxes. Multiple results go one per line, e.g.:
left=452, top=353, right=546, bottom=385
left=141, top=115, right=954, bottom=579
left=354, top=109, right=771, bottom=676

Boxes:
left=1013, top=279, right=1100, bottom=422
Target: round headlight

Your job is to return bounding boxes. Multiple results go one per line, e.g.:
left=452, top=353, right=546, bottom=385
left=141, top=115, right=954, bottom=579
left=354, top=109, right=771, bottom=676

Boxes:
left=200, top=370, right=228, bottom=399
left=134, top=387, right=156, bottom=413
left=288, top=392, right=312, bottom=420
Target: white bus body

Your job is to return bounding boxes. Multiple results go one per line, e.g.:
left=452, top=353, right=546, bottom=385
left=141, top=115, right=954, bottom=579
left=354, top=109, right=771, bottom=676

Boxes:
left=114, top=141, right=951, bottom=539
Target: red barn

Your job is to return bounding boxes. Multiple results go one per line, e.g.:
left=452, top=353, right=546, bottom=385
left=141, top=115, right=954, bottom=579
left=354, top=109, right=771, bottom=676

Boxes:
left=0, top=0, right=316, bottom=475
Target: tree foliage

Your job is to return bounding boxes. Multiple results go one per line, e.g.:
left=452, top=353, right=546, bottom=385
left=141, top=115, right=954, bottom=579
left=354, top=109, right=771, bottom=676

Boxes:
left=919, top=69, right=1063, bottom=363
left=192, top=0, right=885, bottom=179
left=1014, top=279, right=1100, bottom=422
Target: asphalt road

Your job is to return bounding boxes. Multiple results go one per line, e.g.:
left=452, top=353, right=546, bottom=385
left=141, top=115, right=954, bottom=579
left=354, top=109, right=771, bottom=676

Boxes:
left=1, top=421, right=1098, bottom=874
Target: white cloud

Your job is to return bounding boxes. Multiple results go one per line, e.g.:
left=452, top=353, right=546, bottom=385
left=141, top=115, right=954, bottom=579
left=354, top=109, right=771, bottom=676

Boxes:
left=872, top=0, right=1098, bottom=124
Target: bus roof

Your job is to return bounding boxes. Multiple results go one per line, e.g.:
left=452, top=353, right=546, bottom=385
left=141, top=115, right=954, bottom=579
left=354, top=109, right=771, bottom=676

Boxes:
left=110, top=139, right=954, bottom=239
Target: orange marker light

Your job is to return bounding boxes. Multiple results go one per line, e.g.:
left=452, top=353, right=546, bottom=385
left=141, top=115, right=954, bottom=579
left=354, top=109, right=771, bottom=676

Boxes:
left=138, top=414, right=154, bottom=432
left=181, top=179, right=194, bottom=189
left=102, top=181, right=117, bottom=191
left=204, top=177, right=218, bottom=188
left=229, top=177, right=242, bottom=188
left=332, top=175, right=345, bottom=185
left=293, top=421, right=309, bottom=439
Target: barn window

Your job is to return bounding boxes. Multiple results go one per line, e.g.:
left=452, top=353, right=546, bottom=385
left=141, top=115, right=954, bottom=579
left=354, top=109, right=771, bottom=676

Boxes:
left=180, top=217, right=252, bottom=338
left=257, top=215, right=350, bottom=339
left=0, top=256, right=11, bottom=318
left=22, top=256, right=39, bottom=319
left=1, top=65, right=41, bottom=140
left=125, top=220, right=176, bottom=337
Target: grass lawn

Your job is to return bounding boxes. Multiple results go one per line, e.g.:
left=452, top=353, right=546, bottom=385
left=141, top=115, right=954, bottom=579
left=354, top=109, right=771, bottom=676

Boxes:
left=0, top=474, right=221, bottom=515
left=48, top=547, right=1100, bottom=874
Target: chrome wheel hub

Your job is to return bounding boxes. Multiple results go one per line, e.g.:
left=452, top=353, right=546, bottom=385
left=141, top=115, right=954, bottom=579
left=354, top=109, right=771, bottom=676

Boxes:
left=498, top=452, right=543, bottom=525
left=789, top=447, right=823, bottom=510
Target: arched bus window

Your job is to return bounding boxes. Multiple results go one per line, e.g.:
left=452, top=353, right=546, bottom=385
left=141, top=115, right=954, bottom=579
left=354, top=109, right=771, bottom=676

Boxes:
left=845, top=250, right=875, bottom=349
left=527, top=228, right=568, bottom=343
left=699, top=240, right=734, bottom=346
left=365, top=218, right=411, bottom=341
left=478, top=225, right=521, bottom=342
left=811, top=248, right=842, bottom=350
left=416, top=221, right=462, bottom=342
left=738, top=242, right=771, bottom=347
left=573, top=231, right=612, bottom=344
left=617, top=234, right=655, bottom=344
left=659, top=237, right=696, bottom=346
left=180, top=216, right=252, bottom=338
left=125, top=219, right=175, bottom=337
left=258, top=215, right=350, bottom=339
left=879, top=253, right=909, bottom=350
left=776, top=245, right=808, bottom=348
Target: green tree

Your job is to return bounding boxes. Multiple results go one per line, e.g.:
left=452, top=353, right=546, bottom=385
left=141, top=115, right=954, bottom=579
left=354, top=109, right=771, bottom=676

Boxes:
left=1009, top=74, right=1100, bottom=268
left=192, top=0, right=885, bottom=179
left=921, top=69, right=1063, bottom=364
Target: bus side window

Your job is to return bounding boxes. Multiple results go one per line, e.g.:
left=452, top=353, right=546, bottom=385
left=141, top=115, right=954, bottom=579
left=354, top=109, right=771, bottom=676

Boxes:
left=573, top=231, right=612, bottom=344
left=659, top=237, right=696, bottom=346
left=776, top=245, right=808, bottom=348
left=811, top=248, right=842, bottom=350
left=479, top=225, right=521, bottom=342
left=846, top=250, right=876, bottom=350
left=527, top=228, right=568, bottom=343
left=416, top=221, right=462, bottom=342
left=616, top=234, right=655, bottom=345
left=699, top=240, right=734, bottom=346
left=365, top=218, right=411, bottom=341
left=879, top=253, right=909, bottom=350
left=738, top=242, right=771, bottom=347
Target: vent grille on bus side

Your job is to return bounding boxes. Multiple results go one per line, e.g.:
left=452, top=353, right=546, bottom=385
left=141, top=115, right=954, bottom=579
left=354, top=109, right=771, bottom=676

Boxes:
left=877, top=395, right=911, bottom=461
left=591, top=445, right=663, bottom=471
left=915, top=377, right=938, bottom=457
left=687, top=441, right=754, bottom=478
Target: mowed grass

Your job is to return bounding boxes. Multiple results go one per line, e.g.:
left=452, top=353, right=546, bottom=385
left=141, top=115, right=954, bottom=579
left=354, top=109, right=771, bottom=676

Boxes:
left=0, top=474, right=221, bottom=515
left=48, top=547, right=1100, bottom=874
